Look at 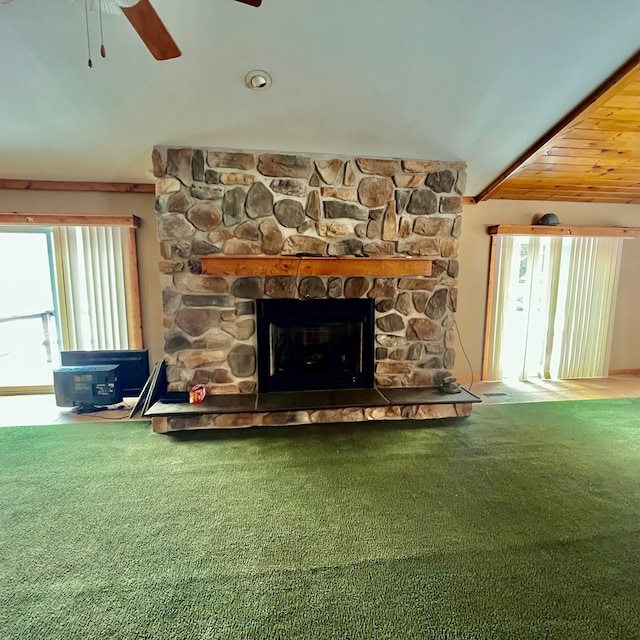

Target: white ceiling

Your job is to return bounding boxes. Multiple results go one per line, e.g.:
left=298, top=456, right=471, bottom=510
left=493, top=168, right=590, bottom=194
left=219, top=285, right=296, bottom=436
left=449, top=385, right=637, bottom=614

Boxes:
left=0, top=0, right=638, bottom=195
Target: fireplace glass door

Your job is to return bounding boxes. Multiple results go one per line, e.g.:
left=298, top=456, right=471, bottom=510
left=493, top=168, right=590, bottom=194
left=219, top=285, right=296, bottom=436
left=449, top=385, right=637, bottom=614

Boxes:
left=256, top=299, right=374, bottom=393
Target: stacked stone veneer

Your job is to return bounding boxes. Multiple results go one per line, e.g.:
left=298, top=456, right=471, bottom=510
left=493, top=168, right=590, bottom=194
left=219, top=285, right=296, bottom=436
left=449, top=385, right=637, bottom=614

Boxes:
left=153, top=146, right=466, bottom=427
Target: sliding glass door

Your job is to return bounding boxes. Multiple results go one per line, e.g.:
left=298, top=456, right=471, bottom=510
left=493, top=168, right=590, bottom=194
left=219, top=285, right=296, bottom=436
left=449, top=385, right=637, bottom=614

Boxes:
left=0, top=222, right=138, bottom=395
left=484, top=234, right=623, bottom=381
left=0, top=228, right=61, bottom=392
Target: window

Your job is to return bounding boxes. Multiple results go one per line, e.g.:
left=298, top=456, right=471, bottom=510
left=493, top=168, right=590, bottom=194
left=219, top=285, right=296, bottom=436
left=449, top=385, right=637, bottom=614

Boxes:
left=484, top=233, right=623, bottom=381
left=0, top=214, right=141, bottom=395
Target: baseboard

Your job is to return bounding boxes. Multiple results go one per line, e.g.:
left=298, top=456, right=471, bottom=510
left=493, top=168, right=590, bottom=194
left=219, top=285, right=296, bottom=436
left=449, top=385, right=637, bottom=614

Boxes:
left=608, top=368, right=640, bottom=376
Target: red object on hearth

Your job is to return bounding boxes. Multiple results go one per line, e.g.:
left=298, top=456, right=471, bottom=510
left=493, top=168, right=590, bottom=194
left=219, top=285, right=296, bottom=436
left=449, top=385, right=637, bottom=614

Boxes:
left=189, top=384, right=206, bottom=404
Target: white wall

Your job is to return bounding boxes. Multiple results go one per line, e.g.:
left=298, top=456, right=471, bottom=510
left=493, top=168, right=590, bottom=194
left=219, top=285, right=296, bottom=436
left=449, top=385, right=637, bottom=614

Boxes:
left=455, top=199, right=640, bottom=380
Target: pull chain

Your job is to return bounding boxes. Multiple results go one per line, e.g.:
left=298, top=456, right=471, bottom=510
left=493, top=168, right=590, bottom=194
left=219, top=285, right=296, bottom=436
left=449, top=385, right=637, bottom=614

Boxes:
left=84, top=0, right=92, bottom=68
left=98, top=0, right=106, bottom=58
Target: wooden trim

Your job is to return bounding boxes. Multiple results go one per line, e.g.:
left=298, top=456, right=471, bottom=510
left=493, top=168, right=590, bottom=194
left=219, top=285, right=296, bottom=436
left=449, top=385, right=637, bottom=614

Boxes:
left=487, top=225, right=639, bottom=238
left=0, top=179, right=155, bottom=194
left=481, top=235, right=498, bottom=381
left=124, top=227, right=144, bottom=349
left=462, top=196, right=476, bottom=205
left=201, top=256, right=432, bottom=277
left=0, top=213, right=140, bottom=228
left=474, top=49, right=640, bottom=202
left=608, top=368, right=640, bottom=376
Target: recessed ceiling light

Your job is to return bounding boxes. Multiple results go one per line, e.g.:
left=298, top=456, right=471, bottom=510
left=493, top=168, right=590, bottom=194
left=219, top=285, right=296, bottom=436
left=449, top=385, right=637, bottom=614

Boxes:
left=245, top=70, right=272, bottom=91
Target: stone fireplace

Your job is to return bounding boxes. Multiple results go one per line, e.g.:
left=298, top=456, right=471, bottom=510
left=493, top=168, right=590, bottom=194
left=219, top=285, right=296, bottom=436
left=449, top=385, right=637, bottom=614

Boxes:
left=151, top=146, right=475, bottom=431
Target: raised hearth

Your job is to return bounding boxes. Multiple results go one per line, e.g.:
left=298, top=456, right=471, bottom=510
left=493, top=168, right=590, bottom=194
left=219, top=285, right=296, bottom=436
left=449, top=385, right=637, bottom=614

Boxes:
left=147, top=386, right=481, bottom=433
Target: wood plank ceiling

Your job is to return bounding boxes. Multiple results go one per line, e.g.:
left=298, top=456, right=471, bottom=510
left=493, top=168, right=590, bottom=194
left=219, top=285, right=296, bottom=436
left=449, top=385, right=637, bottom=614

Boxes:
left=478, top=53, right=640, bottom=204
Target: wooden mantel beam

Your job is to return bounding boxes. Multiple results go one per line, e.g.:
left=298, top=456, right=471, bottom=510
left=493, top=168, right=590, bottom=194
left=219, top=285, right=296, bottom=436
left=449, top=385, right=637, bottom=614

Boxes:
left=201, top=256, right=432, bottom=277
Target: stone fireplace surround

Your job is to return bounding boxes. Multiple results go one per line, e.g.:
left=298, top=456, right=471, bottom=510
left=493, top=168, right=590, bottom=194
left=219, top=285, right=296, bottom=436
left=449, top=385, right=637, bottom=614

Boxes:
left=152, top=146, right=474, bottom=432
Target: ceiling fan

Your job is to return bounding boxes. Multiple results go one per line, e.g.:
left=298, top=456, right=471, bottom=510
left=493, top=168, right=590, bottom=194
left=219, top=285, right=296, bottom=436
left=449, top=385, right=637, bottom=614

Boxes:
left=1, top=0, right=263, bottom=61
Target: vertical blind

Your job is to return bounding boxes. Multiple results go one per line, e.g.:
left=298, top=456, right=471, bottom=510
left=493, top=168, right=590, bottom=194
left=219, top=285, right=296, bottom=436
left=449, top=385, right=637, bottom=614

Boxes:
left=55, top=226, right=129, bottom=351
left=485, top=235, right=623, bottom=381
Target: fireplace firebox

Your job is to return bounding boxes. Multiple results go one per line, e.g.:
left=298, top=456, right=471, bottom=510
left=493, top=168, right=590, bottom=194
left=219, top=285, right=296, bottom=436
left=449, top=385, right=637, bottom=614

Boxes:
left=256, top=299, right=374, bottom=393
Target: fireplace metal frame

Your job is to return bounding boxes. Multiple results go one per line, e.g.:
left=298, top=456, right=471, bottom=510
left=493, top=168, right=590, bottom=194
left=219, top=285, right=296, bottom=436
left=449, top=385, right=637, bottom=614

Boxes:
left=256, top=298, right=375, bottom=393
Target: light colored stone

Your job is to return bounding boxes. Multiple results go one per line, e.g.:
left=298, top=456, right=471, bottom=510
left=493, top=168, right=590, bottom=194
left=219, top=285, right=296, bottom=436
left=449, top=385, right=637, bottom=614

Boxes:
left=316, top=222, right=352, bottom=237
left=258, top=153, right=312, bottom=178
left=207, top=151, right=254, bottom=170
left=355, top=158, right=399, bottom=177
left=455, top=169, right=468, bottom=196
left=452, top=216, right=463, bottom=238
left=365, top=406, right=404, bottom=420
left=175, top=274, right=229, bottom=293
left=398, top=217, right=412, bottom=238
left=395, top=292, right=413, bottom=316
left=344, top=160, right=357, bottom=186
left=221, top=318, right=255, bottom=339
left=368, top=278, right=396, bottom=298
left=402, top=160, right=441, bottom=173
left=179, top=349, right=229, bottom=368
left=190, top=184, right=223, bottom=200
left=187, top=202, right=222, bottom=231
left=208, top=228, right=234, bottom=244
left=220, top=172, right=255, bottom=185
left=223, top=239, right=262, bottom=255
left=310, top=408, right=365, bottom=423
left=305, top=190, right=321, bottom=221
left=397, top=239, right=440, bottom=256
left=259, top=218, right=284, bottom=255
left=407, top=317, right=443, bottom=341
left=440, top=196, right=463, bottom=214
left=155, top=176, right=181, bottom=196
left=440, top=238, right=460, bottom=257
left=376, top=335, right=408, bottom=347
left=321, top=186, right=358, bottom=202
left=214, top=413, right=260, bottom=428
left=382, top=200, right=397, bottom=241
left=413, top=217, right=453, bottom=237
left=159, top=260, right=183, bottom=274
left=393, top=174, right=425, bottom=188
left=415, top=404, right=464, bottom=420
left=314, top=159, right=344, bottom=184
left=357, top=177, right=394, bottom=208
left=282, top=235, right=327, bottom=255
left=363, top=241, right=395, bottom=255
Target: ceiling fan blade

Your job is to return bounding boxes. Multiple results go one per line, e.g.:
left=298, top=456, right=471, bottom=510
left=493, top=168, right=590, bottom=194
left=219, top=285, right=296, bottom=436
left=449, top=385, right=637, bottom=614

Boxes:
left=234, top=0, right=262, bottom=6
left=120, top=0, right=181, bottom=61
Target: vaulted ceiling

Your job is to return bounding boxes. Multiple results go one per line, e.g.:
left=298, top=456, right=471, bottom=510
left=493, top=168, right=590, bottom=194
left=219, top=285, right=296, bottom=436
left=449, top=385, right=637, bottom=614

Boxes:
left=0, top=0, right=638, bottom=202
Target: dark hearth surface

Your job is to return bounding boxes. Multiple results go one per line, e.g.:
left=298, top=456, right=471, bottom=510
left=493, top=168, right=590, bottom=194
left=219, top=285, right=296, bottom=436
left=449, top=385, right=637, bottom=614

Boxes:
left=145, top=386, right=481, bottom=417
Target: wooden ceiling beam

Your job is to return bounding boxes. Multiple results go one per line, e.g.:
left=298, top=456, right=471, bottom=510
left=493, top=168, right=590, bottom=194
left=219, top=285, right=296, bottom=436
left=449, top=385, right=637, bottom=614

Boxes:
left=474, top=49, right=640, bottom=202
left=0, top=179, right=155, bottom=194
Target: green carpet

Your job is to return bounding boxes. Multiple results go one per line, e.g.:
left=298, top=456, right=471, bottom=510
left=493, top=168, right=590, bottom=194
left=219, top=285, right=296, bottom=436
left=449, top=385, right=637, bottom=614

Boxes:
left=1, top=398, right=638, bottom=640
